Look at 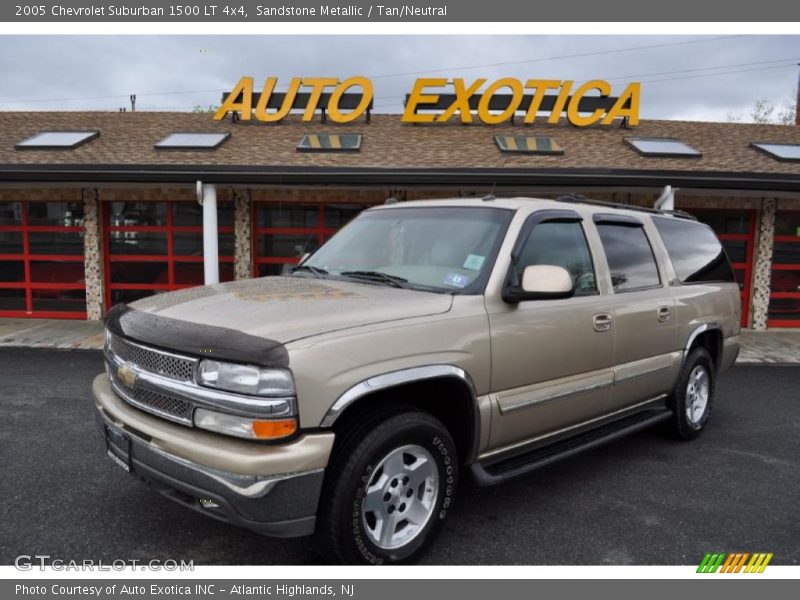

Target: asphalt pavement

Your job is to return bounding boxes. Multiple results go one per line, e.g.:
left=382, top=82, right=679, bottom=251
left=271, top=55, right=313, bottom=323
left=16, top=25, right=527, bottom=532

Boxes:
left=0, top=348, right=797, bottom=565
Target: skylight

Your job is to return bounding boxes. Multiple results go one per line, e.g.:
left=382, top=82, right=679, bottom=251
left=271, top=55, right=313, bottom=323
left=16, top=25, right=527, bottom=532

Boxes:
left=624, top=137, right=701, bottom=158
left=494, top=134, right=563, bottom=155
left=751, top=142, right=800, bottom=162
left=154, top=132, right=230, bottom=150
left=16, top=131, right=99, bottom=150
left=297, top=133, right=362, bottom=151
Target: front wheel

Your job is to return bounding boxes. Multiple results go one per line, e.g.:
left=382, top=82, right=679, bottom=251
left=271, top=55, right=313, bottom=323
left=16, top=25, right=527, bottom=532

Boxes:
left=668, top=347, right=716, bottom=440
left=319, top=409, right=458, bottom=564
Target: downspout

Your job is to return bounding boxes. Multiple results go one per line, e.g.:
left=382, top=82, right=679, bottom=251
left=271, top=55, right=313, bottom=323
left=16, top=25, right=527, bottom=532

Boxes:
left=654, top=185, right=677, bottom=211
left=196, top=180, right=219, bottom=285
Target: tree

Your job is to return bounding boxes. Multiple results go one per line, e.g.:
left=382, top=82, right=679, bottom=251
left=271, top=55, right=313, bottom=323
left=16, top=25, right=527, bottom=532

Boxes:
left=727, top=89, right=797, bottom=125
left=775, top=90, right=797, bottom=125
left=192, top=104, right=219, bottom=113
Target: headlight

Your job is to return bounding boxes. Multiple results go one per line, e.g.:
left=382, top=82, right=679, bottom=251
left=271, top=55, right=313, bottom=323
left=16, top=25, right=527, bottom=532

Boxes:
left=197, top=360, right=295, bottom=397
left=194, top=408, right=297, bottom=440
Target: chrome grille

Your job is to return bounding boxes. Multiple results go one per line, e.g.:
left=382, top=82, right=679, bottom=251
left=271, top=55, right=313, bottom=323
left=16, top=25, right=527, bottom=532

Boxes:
left=108, top=334, right=195, bottom=381
left=106, top=333, right=198, bottom=425
left=109, top=368, right=193, bottom=423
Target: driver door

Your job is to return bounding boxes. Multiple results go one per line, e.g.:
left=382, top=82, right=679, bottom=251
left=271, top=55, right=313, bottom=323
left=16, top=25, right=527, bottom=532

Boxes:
left=487, top=211, right=615, bottom=451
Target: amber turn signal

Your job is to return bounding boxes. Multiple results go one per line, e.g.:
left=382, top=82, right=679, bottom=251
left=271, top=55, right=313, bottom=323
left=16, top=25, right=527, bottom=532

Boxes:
left=252, top=418, right=298, bottom=440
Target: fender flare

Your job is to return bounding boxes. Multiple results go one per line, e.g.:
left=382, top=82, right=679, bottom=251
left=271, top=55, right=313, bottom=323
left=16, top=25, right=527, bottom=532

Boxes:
left=684, top=322, right=722, bottom=366
left=320, top=365, right=481, bottom=462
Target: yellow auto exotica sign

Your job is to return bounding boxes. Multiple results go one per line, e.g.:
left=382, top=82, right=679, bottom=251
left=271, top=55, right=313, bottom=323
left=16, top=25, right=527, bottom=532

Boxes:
left=213, top=76, right=641, bottom=127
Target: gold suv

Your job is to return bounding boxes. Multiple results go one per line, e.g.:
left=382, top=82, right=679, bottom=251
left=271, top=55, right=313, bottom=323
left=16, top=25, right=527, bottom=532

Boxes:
left=93, top=196, right=741, bottom=564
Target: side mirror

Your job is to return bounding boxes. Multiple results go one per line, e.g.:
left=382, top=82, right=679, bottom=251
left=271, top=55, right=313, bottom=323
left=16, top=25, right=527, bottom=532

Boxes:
left=503, top=264, right=575, bottom=303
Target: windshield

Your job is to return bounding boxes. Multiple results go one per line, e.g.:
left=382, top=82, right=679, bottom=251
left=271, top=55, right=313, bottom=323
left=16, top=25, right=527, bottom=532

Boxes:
left=299, top=206, right=513, bottom=293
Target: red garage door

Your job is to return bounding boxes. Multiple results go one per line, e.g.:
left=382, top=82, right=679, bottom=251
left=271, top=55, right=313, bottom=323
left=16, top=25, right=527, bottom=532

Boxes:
left=103, top=200, right=234, bottom=309
left=0, top=200, right=87, bottom=319
left=768, top=209, right=800, bottom=328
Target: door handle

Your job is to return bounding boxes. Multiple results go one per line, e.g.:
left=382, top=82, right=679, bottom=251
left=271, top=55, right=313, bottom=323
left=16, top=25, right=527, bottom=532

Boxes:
left=657, top=306, right=672, bottom=322
left=593, top=313, right=613, bottom=332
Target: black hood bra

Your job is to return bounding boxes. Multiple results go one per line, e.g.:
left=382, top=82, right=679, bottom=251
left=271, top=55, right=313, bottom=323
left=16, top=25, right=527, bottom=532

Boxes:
left=104, top=304, right=290, bottom=368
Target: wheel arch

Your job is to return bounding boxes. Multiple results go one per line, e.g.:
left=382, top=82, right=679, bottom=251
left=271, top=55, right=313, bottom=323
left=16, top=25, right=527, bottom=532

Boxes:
left=321, top=365, right=481, bottom=464
left=685, top=322, right=723, bottom=370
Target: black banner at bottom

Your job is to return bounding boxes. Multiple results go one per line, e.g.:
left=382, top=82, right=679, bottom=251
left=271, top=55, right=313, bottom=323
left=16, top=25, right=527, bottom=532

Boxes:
left=3, top=579, right=797, bottom=600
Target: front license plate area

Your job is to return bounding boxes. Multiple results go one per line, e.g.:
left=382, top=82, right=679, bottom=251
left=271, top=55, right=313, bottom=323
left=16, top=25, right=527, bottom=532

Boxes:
left=105, top=425, right=132, bottom=473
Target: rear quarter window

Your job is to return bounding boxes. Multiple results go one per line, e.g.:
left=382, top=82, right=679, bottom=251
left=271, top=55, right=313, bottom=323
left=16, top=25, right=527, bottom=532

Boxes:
left=652, top=217, right=736, bottom=284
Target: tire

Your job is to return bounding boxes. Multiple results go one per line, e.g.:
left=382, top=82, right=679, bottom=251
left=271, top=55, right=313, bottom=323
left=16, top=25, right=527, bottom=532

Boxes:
left=319, top=408, right=458, bottom=564
left=668, top=347, right=715, bottom=440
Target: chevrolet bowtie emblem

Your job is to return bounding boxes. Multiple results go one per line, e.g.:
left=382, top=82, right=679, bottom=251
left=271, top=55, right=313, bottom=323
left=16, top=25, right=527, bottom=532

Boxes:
left=117, top=364, right=137, bottom=388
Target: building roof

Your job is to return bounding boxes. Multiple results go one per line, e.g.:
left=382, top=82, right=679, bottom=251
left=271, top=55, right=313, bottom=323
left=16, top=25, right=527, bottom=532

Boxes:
left=1, top=111, right=799, bottom=190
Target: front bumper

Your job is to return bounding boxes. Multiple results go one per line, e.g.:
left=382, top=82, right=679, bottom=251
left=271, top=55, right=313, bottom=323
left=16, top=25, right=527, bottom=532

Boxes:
left=93, top=374, right=335, bottom=538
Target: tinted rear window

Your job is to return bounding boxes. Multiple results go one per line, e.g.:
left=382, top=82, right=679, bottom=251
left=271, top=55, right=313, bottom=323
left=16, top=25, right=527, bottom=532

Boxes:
left=596, top=223, right=661, bottom=292
left=653, top=217, right=735, bottom=283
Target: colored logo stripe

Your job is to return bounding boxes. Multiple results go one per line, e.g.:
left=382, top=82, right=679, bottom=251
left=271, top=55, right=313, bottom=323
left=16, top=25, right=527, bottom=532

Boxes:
left=697, top=553, right=726, bottom=573
left=745, top=553, right=773, bottom=573
left=697, top=552, right=773, bottom=573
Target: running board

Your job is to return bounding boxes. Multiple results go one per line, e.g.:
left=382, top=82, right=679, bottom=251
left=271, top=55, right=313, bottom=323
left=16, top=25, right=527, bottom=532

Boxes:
left=470, top=409, right=671, bottom=486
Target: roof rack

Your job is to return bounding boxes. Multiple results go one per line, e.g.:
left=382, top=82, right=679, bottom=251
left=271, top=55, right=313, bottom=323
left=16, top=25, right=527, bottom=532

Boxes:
left=554, top=193, right=697, bottom=220
left=475, top=190, right=696, bottom=220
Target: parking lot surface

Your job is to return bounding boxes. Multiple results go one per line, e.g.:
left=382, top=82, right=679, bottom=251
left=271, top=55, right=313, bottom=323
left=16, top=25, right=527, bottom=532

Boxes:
left=1, top=348, right=797, bottom=565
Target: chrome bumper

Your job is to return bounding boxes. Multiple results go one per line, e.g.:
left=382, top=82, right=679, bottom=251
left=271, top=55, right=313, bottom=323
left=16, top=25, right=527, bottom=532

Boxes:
left=93, top=374, right=334, bottom=538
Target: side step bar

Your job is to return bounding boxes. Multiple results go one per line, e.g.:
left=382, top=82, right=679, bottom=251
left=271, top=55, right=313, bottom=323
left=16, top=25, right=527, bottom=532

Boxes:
left=470, top=409, right=671, bottom=486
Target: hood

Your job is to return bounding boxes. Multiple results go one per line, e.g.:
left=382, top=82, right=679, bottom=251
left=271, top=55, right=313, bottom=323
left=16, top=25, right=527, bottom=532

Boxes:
left=127, top=276, right=454, bottom=344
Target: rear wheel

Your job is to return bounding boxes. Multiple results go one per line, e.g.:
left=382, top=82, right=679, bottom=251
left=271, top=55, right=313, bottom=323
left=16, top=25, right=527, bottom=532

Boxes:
left=319, top=409, right=458, bottom=564
left=669, top=347, right=715, bottom=440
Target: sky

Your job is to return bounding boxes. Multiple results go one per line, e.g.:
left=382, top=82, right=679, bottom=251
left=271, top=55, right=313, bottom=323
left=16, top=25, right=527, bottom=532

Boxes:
left=0, top=34, right=797, bottom=122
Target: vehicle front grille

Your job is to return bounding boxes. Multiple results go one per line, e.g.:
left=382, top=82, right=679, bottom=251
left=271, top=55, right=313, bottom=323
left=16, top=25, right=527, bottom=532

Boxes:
left=106, top=332, right=198, bottom=425
left=108, top=334, right=195, bottom=382
left=109, top=367, right=193, bottom=423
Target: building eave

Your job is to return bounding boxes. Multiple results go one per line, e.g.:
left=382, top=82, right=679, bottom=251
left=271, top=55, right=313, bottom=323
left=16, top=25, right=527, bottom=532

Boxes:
left=1, top=164, right=800, bottom=192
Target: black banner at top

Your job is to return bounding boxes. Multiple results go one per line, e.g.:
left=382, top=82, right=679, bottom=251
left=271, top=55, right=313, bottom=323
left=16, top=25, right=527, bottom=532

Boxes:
left=3, top=0, right=799, bottom=22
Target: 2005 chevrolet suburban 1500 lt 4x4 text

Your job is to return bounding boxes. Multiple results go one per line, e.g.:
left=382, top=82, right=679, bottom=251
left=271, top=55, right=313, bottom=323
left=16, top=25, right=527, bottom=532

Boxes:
left=93, top=196, right=740, bottom=564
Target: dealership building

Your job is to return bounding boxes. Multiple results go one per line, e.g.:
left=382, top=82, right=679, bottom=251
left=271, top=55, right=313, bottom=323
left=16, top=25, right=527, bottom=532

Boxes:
left=0, top=109, right=798, bottom=329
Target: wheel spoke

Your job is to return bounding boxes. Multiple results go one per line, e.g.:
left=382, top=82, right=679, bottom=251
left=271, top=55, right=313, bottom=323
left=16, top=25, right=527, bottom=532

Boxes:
left=407, top=456, right=435, bottom=488
left=382, top=451, right=406, bottom=479
left=403, top=501, right=429, bottom=527
left=363, top=483, right=386, bottom=514
left=379, top=513, right=398, bottom=546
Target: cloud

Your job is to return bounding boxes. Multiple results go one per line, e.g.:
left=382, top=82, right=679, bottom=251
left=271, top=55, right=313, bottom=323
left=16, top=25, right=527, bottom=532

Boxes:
left=0, top=34, right=797, bottom=121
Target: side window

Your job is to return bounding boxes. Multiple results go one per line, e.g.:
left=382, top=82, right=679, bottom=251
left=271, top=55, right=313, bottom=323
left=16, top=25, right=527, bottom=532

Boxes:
left=596, top=223, right=661, bottom=292
left=652, top=217, right=736, bottom=283
left=516, top=220, right=597, bottom=295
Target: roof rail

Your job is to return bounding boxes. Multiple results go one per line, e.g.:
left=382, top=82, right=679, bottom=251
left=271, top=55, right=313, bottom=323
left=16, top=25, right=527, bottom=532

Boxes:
left=554, top=193, right=697, bottom=221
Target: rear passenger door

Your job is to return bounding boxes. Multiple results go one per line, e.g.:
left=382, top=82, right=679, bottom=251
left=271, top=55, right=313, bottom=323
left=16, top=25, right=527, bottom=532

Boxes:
left=593, top=214, right=679, bottom=410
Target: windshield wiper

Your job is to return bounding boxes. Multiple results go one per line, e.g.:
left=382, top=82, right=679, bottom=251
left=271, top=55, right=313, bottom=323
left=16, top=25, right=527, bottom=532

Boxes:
left=340, top=270, right=409, bottom=288
left=289, top=265, right=329, bottom=277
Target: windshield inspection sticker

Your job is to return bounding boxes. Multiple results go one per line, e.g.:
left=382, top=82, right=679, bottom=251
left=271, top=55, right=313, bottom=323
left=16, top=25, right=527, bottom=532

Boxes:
left=444, top=273, right=470, bottom=288
left=463, top=254, right=485, bottom=271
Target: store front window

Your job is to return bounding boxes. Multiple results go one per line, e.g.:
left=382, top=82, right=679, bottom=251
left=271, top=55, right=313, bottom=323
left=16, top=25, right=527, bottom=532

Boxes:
left=689, top=209, right=755, bottom=327
left=252, top=202, right=373, bottom=276
left=0, top=200, right=87, bottom=318
left=103, top=200, right=234, bottom=308
left=768, top=210, right=800, bottom=327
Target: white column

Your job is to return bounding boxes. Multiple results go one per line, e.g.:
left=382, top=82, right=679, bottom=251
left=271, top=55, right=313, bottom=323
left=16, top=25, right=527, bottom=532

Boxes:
left=200, top=183, right=219, bottom=285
